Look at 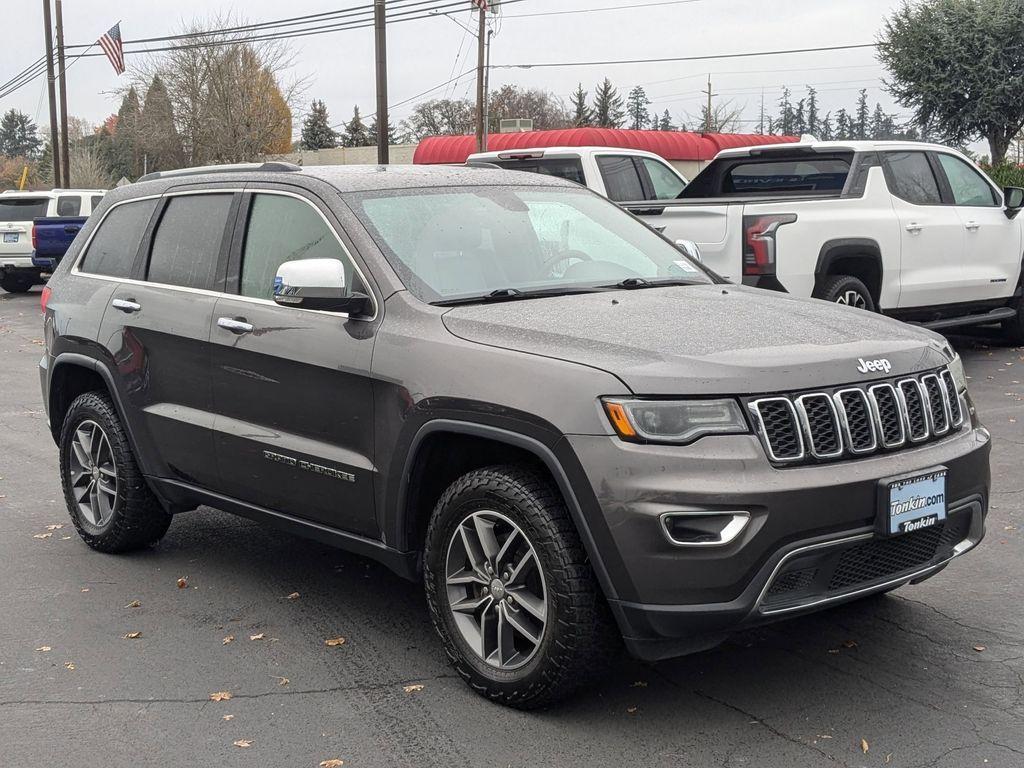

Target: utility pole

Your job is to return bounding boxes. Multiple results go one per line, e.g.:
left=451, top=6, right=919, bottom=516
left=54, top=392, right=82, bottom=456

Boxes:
left=41, top=0, right=62, bottom=188
left=373, top=0, right=389, bottom=164
left=482, top=28, right=492, bottom=149
left=55, top=0, right=71, bottom=187
left=475, top=5, right=487, bottom=152
left=702, top=74, right=715, bottom=134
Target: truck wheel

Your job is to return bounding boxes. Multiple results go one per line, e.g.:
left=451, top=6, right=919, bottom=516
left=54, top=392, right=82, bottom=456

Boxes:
left=815, top=274, right=877, bottom=312
left=424, top=465, right=618, bottom=709
left=0, top=274, right=33, bottom=293
left=1001, top=299, right=1024, bottom=346
left=59, top=392, right=172, bottom=553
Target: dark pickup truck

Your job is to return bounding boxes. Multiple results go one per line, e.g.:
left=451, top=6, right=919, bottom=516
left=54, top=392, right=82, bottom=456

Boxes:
left=32, top=216, right=87, bottom=272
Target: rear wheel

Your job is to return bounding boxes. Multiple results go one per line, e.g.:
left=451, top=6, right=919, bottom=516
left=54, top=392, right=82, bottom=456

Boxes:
left=424, top=465, right=618, bottom=709
left=815, top=274, right=877, bottom=312
left=0, top=274, right=33, bottom=293
left=59, top=392, right=172, bottom=552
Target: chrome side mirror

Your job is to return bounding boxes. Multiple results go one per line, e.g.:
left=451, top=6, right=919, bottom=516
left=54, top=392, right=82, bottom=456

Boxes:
left=273, top=258, right=371, bottom=315
left=675, top=239, right=702, bottom=262
left=1004, top=187, right=1024, bottom=219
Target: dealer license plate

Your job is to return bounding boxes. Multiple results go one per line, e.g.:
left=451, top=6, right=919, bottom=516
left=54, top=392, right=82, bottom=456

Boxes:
left=880, top=469, right=947, bottom=536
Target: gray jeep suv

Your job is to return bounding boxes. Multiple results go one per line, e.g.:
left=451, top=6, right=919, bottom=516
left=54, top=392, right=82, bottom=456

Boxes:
left=39, top=163, right=990, bottom=708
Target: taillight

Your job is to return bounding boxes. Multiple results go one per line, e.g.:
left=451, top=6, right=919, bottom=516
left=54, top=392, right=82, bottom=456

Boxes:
left=40, top=285, right=52, bottom=312
left=742, top=214, right=797, bottom=276
left=31, top=224, right=37, bottom=251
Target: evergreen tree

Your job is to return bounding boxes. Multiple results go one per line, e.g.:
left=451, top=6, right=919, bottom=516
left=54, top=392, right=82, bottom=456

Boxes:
left=108, top=88, right=143, bottom=180
left=0, top=109, right=42, bottom=158
left=855, top=89, right=870, bottom=140
left=793, top=98, right=806, bottom=135
left=343, top=105, right=371, bottom=147
left=648, top=110, right=659, bottom=130
left=805, top=87, right=819, bottom=137
left=301, top=99, right=338, bottom=149
left=819, top=111, right=834, bottom=141
left=776, top=87, right=794, bottom=135
left=368, top=116, right=399, bottom=147
left=835, top=108, right=852, bottom=140
left=569, top=83, right=593, bottom=127
left=658, top=110, right=674, bottom=131
left=869, top=103, right=887, bottom=140
left=140, top=76, right=184, bottom=174
left=593, top=78, right=625, bottom=129
left=626, top=86, right=651, bottom=130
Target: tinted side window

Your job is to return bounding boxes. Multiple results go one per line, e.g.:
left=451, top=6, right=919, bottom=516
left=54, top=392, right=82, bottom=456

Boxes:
left=147, top=194, right=233, bottom=290
left=78, top=199, right=158, bottom=278
left=884, top=151, right=942, bottom=205
left=57, top=196, right=81, bottom=217
left=936, top=153, right=998, bottom=206
left=725, top=159, right=850, bottom=193
left=492, top=158, right=586, bottom=185
left=90, top=194, right=104, bottom=211
left=639, top=157, right=686, bottom=199
left=240, top=194, right=354, bottom=301
left=596, top=156, right=645, bottom=202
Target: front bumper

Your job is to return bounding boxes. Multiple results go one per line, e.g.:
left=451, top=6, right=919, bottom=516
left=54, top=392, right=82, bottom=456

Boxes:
left=566, top=419, right=991, bottom=661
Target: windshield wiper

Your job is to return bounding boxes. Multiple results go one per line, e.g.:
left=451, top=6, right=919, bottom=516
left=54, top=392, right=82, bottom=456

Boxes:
left=432, top=285, right=607, bottom=307
left=605, top=277, right=704, bottom=290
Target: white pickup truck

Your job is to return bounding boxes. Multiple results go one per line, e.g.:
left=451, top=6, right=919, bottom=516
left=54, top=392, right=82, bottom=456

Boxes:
left=618, top=140, right=1024, bottom=342
left=467, top=146, right=689, bottom=204
left=0, top=188, right=106, bottom=294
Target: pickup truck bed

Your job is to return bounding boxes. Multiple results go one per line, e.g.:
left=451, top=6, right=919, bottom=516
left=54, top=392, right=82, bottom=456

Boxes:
left=32, top=216, right=87, bottom=272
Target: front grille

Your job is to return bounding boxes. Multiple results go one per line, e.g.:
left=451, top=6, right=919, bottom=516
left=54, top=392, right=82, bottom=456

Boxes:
left=750, top=366, right=963, bottom=466
left=761, top=514, right=971, bottom=610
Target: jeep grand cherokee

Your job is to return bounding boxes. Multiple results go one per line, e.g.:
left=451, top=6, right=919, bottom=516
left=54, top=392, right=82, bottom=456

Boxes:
left=39, top=162, right=990, bottom=708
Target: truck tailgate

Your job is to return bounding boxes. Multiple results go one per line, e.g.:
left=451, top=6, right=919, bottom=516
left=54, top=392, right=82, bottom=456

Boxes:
left=625, top=201, right=742, bottom=281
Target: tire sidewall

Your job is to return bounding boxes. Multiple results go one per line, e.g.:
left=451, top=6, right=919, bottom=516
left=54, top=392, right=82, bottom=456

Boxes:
left=59, top=397, right=124, bottom=539
left=823, top=276, right=876, bottom=312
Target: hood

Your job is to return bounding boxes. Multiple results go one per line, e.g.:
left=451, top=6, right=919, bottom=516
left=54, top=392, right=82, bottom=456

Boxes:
left=441, top=285, right=951, bottom=395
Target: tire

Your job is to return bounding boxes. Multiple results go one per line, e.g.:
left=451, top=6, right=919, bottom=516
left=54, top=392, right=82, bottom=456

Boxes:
left=59, top=392, right=172, bottom=552
left=1000, top=298, right=1024, bottom=346
left=424, top=464, right=618, bottom=709
left=815, top=274, right=877, bottom=312
left=0, top=274, right=33, bottom=293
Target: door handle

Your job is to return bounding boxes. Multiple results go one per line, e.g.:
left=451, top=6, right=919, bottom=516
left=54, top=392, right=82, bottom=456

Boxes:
left=111, top=298, right=141, bottom=313
left=217, top=316, right=254, bottom=335
left=63, top=225, right=81, bottom=234
left=964, top=220, right=980, bottom=231
left=905, top=223, right=922, bottom=233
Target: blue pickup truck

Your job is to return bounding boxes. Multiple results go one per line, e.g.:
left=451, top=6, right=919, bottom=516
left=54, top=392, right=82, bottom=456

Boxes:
left=31, top=215, right=88, bottom=272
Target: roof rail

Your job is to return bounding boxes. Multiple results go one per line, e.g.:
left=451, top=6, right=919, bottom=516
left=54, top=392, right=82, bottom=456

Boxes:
left=137, top=161, right=301, bottom=183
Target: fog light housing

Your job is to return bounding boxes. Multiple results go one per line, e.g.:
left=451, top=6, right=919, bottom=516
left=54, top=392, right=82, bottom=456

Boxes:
left=660, top=511, right=750, bottom=547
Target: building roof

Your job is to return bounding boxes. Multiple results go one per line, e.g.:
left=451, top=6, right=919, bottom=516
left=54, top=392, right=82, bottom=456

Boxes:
left=413, top=128, right=798, bottom=164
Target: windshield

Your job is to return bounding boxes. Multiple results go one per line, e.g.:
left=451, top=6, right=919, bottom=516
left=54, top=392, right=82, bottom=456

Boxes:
left=348, top=185, right=712, bottom=304
left=0, top=198, right=49, bottom=223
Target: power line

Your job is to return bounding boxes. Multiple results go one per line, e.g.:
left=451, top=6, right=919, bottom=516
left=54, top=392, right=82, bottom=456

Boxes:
left=502, top=0, right=706, bottom=18
left=495, top=42, right=877, bottom=69
left=639, top=63, right=882, bottom=88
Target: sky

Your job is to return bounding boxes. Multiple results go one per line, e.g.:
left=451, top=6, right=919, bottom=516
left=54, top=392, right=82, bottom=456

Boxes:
left=2, top=0, right=911, bottom=139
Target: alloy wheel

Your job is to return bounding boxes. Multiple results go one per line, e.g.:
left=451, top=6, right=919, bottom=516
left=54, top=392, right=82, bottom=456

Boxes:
left=836, top=289, right=868, bottom=309
left=68, top=420, right=118, bottom=527
left=444, top=510, right=548, bottom=670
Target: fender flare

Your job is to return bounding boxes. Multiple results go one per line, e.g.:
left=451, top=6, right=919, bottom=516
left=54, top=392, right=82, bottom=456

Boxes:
left=814, top=238, right=884, bottom=301
left=395, top=419, right=620, bottom=600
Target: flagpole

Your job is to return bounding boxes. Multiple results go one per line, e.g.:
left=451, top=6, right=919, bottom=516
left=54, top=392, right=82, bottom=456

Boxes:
left=475, top=3, right=486, bottom=152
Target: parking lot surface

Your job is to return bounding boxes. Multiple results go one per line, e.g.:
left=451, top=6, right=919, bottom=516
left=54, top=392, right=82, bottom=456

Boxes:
left=2, top=286, right=1023, bottom=767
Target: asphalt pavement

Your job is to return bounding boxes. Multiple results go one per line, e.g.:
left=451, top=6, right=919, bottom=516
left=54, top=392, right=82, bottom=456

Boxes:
left=2, top=286, right=1023, bottom=767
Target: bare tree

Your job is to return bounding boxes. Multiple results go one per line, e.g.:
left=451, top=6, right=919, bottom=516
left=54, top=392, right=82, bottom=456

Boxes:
left=402, top=98, right=476, bottom=140
left=487, top=85, right=569, bottom=131
left=68, top=144, right=112, bottom=189
left=130, top=15, right=303, bottom=165
left=687, top=98, right=745, bottom=133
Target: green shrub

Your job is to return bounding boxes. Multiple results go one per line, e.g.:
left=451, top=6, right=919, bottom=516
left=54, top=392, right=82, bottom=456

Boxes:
left=979, top=162, right=1024, bottom=188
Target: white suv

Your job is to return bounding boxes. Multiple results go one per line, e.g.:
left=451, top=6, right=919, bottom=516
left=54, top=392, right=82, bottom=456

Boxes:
left=0, top=189, right=106, bottom=293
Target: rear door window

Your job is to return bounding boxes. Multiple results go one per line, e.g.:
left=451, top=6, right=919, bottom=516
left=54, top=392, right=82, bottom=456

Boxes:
left=0, top=197, right=49, bottom=222
left=78, top=199, right=158, bottom=278
left=146, top=194, right=233, bottom=290
left=491, top=158, right=586, bottom=185
left=596, top=155, right=647, bottom=202
left=883, top=151, right=943, bottom=205
left=638, top=157, right=686, bottom=199
left=57, top=196, right=82, bottom=217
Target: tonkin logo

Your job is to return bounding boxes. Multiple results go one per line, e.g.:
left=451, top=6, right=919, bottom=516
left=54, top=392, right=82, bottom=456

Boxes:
left=856, top=357, right=892, bottom=374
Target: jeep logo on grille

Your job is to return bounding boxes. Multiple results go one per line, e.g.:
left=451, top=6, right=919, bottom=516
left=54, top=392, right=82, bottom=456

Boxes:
left=856, top=357, right=892, bottom=374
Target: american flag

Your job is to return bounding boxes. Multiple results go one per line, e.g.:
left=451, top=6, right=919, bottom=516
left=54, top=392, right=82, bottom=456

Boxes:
left=471, top=0, right=489, bottom=11
left=97, top=23, right=125, bottom=76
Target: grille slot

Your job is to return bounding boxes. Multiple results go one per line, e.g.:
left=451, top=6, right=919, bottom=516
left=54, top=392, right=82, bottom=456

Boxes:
left=940, top=369, right=964, bottom=428
left=868, top=384, right=905, bottom=448
left=835, top=388, right=877, bottom=453
left=921, top=374, right=950, bottom=435
left=751, top=398, right=804, bottom=462
left=898, top=379, right=929, bottom=442
left=795, top=394, right=842, bottom=458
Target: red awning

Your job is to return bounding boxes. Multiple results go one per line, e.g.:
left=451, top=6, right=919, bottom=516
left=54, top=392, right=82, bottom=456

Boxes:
left=413, top=127, right=797, bottom=165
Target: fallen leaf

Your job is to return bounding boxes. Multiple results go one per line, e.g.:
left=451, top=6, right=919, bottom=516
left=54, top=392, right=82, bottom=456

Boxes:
left=973, top=644, right=987, bottom=652
left=222, top=714, right=234, bottom=721
left=842, top=640, right=858, bottom=649
left=630, top=680, right=648, bottom=688
left=80, top=588, right=89, bottom=593
left=626, top=705, right=638, bottom=714
left=210, top=691, right=233, bottom=702
left=273, top=676, right=290, bottom=686
left=249, top=633, right=265, bottom=641
left=33, top=533, right=52, bottom=539
left=123, top=631, right=142, bottom=639
left=827, top=648, right=841, bottom=654
left=320, top=760, right=345, bottom=768
left=64, top=661, right=76, bottom=670
left=35, top=646, right=51, bottom=652
left=61, top=536, right=72, bottom=540
left=233, top=740, right=252, bottom=749
left=125, top=600, right=141, bottom=608
left=45, top=524, right=64, bottom=530
left=285, top=592, right=300, bottom=600
left=324, top=636, right=346, bottom=647
left=176, top=577, right=188, bottom=589
left=403, top=684, right=424, bottom=693
left=222, top=635, right=235, bottom=645
left=861, top=738, right=870, bottom=754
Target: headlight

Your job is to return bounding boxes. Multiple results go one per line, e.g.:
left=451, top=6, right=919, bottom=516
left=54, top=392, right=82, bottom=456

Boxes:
left=602, top=398, right=748, bottom=444
left=948, top=354, right=967, bottom=393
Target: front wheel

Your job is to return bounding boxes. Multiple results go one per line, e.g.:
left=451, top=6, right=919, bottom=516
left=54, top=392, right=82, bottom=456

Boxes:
left=424, top=465, right=617, bottom=709
left=815, top=274, right=877, bottom=312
